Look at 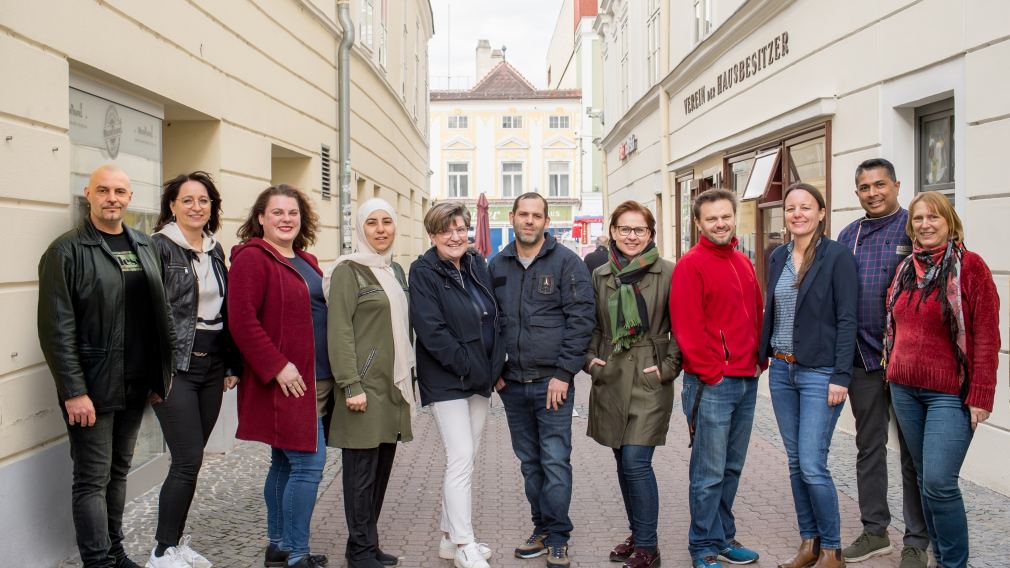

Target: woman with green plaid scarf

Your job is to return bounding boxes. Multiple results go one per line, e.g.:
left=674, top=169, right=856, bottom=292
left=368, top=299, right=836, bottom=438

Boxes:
left=584, top=200, right=682, bottom=568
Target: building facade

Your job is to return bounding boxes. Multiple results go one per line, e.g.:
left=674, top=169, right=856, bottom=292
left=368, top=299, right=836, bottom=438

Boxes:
left=598, top=0, right=1010, bottom=495
left=0, top=1, right=432, bottom=564
left=430, top=54, right=583, bottom=256
left=546, top=0, right=605, bottom=246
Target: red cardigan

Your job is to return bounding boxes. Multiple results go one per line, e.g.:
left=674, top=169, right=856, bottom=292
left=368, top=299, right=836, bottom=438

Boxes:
left=227, top=238, right=321, bottom=452
left=886, top=251, right=1000, bottom=412
left=670, top=236, right=765, bottom=385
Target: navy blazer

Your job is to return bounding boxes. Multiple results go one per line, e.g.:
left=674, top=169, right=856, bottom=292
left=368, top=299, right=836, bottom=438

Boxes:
left=759, top=237, right=858, bottom=387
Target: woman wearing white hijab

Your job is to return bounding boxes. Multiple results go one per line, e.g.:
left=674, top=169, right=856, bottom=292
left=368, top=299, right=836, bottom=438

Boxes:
left=326, top=198, right=414, bottom=568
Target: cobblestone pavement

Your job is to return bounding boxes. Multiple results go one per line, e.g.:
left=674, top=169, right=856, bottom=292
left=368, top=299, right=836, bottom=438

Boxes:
left=62, top=374, right=1008, bottom=567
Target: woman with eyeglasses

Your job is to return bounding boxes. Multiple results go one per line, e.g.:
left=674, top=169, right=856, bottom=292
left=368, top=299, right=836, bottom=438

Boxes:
left=146, top=172, right=242, bottom=568
left=584, top=200, right=681, bottom=568
left=408, top=202, right=503, bottom=568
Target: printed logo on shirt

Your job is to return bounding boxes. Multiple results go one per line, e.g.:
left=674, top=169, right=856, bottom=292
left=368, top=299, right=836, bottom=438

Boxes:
left=896, top=245, right=912, bottom=257
left=111, top=250, right=142, bottom=272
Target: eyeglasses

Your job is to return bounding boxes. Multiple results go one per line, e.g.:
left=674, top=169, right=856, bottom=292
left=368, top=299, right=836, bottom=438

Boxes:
left=615, top=225, right=650, bottom=237
left=438, top=226, right=469, bottom=238
left=177, top=197, right=212, bottom=208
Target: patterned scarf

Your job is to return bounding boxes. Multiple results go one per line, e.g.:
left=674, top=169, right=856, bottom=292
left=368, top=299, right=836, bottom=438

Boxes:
left=607, top=240, right=659, bottom=354
left=883, top=239, right=969, bottom=397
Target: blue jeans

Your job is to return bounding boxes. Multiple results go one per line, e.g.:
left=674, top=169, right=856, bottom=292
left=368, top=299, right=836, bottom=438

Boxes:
left=264, top=418, right=327, bottom=561
left=890, top=384, right=973, bottom=568
left=613, top=445, right=658, bottom=549
left=498, top=379, right=574, bottom=547
left=681, top=374, right=757, bottom=559
left=768, top=359, right=844, bottom=549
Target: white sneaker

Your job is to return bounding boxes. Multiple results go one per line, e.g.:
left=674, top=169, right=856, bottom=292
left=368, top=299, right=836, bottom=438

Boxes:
left=439, top=537, right=492, bottom=561
left=145, top=546, right=191, bottom=568
left=454, top=543, right=491, bottom=568
left=176, top=535, right=213, bottom=568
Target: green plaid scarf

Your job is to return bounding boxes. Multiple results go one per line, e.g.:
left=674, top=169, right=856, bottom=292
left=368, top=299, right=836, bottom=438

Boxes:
left=608, top=241, right=659, bottom=353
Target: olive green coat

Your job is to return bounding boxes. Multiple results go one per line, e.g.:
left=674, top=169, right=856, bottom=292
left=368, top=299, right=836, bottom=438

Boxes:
left=584, top=258, right=682, bottom=448
left=327, top=261, right=413, bottom=449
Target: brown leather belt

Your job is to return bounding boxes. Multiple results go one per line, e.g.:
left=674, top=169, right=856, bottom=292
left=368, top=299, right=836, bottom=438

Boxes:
left=774, top=352, right=797, bottom=363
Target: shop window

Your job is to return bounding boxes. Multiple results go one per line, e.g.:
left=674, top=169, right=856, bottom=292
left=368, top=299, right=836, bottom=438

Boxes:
left=447, top=162, right=469, bottom=197
left=548, top=161, right=570, bottom=197
left=917, top=99, right=955, bottom=199
left=742, top=150, right=779, bottom=200
left=677, top=174, right=694, bottom=257
left=501, top=161, right=523, bottom=197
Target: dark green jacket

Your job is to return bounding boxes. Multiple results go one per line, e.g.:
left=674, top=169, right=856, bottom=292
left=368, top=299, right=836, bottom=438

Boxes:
left=37, top=220, right=175, bottom=412
left=584, top=258, right=682, bottom=448
left=327, top=260, right=413, bottom=449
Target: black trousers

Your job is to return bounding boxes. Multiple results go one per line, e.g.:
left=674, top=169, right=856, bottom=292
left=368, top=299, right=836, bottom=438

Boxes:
left=152, top=354, right=225, bottom=546
left=849, top=366, right=929, bottom=548
left=342, top=443, right=397, bottom=562
left=64, top=381, right=148, bottom=568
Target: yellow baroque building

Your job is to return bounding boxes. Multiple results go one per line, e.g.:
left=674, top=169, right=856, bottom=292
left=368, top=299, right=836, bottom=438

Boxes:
left=430, top=54, right=587, bottom=256
left=0, top=1, right=432, bottom=563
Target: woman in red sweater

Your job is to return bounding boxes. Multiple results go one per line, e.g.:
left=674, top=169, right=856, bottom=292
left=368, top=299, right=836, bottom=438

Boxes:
left=883, top=191, right=1000, bottom=568
left=228, top=185, right=329, bottom=568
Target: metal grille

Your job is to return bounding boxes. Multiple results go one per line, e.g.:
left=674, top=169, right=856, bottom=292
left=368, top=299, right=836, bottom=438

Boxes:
left=321, top=144, right=331, bottom=200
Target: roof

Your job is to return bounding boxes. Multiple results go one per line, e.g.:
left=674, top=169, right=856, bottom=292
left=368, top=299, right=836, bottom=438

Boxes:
left=431, top=62, right=581, bottom=101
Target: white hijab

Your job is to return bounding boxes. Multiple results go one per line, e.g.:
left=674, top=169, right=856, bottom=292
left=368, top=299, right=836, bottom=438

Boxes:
left=324, top=198, right=415, bottom=415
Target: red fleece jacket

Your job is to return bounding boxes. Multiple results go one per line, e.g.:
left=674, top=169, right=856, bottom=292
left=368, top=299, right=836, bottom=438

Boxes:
left=227, top=238, right=321, bottom=452
left=886, top=251, right=1000, bottom=412
left=670, top=236, right=765, bottom=385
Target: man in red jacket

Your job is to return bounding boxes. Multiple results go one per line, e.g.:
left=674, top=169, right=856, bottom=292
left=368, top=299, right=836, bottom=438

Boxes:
left=670, top=188, right=765, bottom=568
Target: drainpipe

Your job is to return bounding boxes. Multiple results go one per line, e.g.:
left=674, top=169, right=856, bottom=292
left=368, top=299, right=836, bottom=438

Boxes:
left=337, top=0, right=354, bottom=254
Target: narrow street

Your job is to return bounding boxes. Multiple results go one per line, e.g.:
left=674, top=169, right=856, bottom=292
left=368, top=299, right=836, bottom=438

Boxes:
left=62, top=374, right=1008, bottom=567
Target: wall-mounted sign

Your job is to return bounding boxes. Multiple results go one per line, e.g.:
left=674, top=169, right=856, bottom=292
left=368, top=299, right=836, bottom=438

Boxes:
left=618, top=134, right=638, bottom=160
left=683, top=32, right=790, bottom=115
left=487, top=204, right=574, bottom=223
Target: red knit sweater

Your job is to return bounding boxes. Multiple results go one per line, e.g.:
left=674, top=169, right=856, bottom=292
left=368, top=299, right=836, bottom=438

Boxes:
left=885, top=251, right=1000, bottom=412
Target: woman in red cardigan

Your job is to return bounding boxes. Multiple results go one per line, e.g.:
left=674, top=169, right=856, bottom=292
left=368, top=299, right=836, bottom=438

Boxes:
left=883, top=191, right=1000, bottom=568
left=228, top=185, right=329, bottom=568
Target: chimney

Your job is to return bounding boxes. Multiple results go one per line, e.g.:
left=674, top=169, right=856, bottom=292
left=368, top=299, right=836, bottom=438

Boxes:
left=475, top=39, right=492, bottom=82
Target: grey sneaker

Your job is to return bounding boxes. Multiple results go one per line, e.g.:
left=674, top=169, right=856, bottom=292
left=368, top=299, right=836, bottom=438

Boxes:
left=898, top=546, right=927, bottom=568
left=545, top=545, right=570, bottom=567
left=843, top=531, right=892, bottom=562
left=514, top=533, right=549, bottom=559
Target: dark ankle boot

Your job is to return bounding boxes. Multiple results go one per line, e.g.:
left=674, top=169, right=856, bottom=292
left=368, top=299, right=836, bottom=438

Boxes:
left=778, top=537, right=821, bottom=568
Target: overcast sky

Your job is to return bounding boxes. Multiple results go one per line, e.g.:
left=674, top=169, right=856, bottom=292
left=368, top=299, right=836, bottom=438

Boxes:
left=428, top=0, right=564, bottom=90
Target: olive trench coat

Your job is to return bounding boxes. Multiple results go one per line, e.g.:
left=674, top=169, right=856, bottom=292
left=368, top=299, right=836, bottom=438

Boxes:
left=584, top=258, right=682, bottom=448
left=326, top=260, right=413, bottom=449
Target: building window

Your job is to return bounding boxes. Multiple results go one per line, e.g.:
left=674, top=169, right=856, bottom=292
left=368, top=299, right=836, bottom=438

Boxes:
left=647, top=0, right=661, bottom=84
left=400, top=23, right=407, bottom=98
left=677, top=174, right=694, bottom=257
left=620, top=16, right=629, bottom=111
left=693, top=0, right=712, bottom=43
left=501, top=162, right=523, bottom=197
left=548, top=161, right=570, bottom=197
left=378, top=0, right=387, bottom=68
left=502, top=115, right=523, bottom=129
left=447, top=115, right=468, bottom=129
left=414, top=17, right=420, bottom=119
left=917, top=98, right=955, bottom=198
left=548, top=115, right=570, bottom=129
left=447, top=162, right=469, bottom=198
left=359, top=0, right=374, bottom=50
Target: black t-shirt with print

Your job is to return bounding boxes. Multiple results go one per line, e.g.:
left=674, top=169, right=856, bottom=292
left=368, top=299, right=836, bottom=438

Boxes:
left=100, top=230, right=155, bottom=381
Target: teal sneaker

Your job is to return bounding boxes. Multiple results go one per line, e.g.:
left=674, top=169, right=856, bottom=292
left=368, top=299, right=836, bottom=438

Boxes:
left=692, top=556, right=723, bottom=568
left=718, top=540, right=759, bottom=564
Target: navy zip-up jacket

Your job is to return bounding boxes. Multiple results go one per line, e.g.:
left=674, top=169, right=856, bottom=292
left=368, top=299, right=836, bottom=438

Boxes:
left=409, top=248, right=505, bottom=405
left=759, top=237, right=859, bottom=388
left=488, top=233, right=595, bottom=383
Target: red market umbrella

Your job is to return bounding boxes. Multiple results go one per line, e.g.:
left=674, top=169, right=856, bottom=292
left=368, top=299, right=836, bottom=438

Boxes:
left=474, top=192, right=492, bottom=257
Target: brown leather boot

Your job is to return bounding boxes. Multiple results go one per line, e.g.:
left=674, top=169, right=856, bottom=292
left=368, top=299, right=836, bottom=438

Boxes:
left=813, top=548, right=844, bottom=567
left=777, top=538, right=820, bottom=568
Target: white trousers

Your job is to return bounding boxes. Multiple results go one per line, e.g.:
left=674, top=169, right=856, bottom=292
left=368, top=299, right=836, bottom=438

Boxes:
left=431, top=394, right=490, bottom=544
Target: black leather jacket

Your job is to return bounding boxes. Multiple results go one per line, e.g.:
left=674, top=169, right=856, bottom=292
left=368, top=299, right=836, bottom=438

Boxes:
left=151, top=234, right=242, bottom=376
left=37, top=221, right=175, bottom=412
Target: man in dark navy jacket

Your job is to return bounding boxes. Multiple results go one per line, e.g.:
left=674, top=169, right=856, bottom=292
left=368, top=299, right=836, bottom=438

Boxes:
left=489, top=192, right=595, bottom=567
left=837, top=159, right=927, bottom=567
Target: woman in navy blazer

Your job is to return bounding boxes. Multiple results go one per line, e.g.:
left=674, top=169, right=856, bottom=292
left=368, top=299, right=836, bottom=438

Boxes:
left=759, top=183, right=858, bottom=568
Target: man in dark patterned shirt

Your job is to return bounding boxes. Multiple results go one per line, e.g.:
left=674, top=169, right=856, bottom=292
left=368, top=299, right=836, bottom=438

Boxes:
left=837, top=159, right=928, bottom=568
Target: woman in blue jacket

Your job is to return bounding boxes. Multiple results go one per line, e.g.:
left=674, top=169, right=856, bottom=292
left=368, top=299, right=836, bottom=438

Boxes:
left=759, top=183, right=858, bottom=568
left=409, top=202, right=504, bottom=568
